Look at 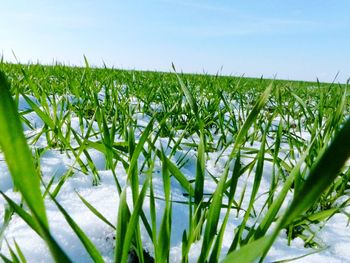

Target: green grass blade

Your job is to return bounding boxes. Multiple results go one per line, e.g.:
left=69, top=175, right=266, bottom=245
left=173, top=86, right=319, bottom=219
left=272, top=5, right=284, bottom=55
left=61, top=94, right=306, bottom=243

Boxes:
left=229, top=128, right=267, bottom=251
left=229, top=82, right=273, bottom=157
left=0, top=72, right=47, bottom=226
left=157, top=150, right=195, bottom=196
left=120, top=176, right=150, bottom=263
left=0, top=72, right=71, bottom=263
left=198, top=165, right=229, bottom=262
left=5, top=239, right=21, bottom=263
left=1, top=193, right=71, bottom=262
left=0, top=205, right=13, bottom=246
left=172, top=63, right=198, bottom=115
left=13, top=240, right=27, bottom=263
left=76, top=192, right=115, bottom=230
left=0, top=192, right=41, bottom=237
left=254, top=137, right=317, bottom=240
left=260, top=118, right=350, bottom=259
left=221, top=235, right=272, bottom=263
left=208, top=154, right=242, bottom=262
left=281, top=117, right=350, bottom=226
left=0, top=253, right=13, bottom=263
left=50, top=195, right=105, bottom=263
left=194, top=129, right=205, bottom=224
left=157, top=150, right=172, bottom=262
left=114, top=189, right=130, bottom=263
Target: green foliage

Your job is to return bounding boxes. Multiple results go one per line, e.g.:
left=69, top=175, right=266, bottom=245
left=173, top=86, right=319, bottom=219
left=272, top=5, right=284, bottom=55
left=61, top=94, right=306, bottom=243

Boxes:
left=0, top=61, right=349, bottom=262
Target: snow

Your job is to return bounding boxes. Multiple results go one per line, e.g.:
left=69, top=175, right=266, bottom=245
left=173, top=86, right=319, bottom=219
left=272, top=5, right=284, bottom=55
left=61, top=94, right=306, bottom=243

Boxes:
left=0, top=94, right=349, bottom=262
left=266, top=213, right=350, bottom=262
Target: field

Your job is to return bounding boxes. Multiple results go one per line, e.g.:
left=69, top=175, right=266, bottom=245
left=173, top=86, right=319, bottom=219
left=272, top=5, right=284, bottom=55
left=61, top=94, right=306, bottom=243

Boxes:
left=0, top=61, right=349, bottom=263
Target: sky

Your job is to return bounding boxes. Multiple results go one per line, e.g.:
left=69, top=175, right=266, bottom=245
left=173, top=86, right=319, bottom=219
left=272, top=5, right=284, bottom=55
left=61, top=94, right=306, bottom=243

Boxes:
left=0, top=0, right=349, bottom=83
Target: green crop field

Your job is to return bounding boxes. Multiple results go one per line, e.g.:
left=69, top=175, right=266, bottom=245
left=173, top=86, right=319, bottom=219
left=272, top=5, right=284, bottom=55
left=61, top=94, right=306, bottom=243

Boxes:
left=0, top=60, right=349, bottom=262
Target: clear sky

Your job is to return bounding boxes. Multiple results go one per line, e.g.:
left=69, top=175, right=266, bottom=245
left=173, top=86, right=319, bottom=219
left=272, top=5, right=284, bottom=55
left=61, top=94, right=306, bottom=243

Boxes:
left=1, top=0, right=349, bottom=83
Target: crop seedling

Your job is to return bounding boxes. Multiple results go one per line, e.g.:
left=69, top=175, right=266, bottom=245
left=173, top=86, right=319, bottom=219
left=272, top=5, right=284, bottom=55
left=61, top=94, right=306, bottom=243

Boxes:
left=0, top=60, right=349, bottom=262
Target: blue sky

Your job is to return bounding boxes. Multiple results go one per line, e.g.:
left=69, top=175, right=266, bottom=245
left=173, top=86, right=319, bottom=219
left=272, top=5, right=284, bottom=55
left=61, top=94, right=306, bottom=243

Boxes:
left=1, top=0, right=349, bottom=82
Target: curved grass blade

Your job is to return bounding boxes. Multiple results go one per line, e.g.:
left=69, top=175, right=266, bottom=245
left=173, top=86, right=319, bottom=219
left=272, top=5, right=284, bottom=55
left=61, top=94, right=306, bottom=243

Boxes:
left=156, top=149, right=195, bottom=196
left=0, top=72, right=71, bottom=262
left=279, top=117, right=350, bottom=226
left=253, top=136, right=318, bottom=240
left=76, top=192, right=115, bottom=230
left=0, top=72, right=47, bottom=226
left=271, top=246, right=328, bottom=263
left=221, top=235, right=272, bottom=263
left=0, top=192, right=41, bottom=237
left=50, top=195, right=105, bottom=263
left=229, top=82, right=273, bottom=158
left=172, top=63, right=198, bottom=115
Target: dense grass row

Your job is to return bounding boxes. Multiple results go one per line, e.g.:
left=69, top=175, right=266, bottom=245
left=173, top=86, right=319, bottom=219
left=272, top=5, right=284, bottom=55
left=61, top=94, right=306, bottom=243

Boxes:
left=0, top=61, right=349, bottom=262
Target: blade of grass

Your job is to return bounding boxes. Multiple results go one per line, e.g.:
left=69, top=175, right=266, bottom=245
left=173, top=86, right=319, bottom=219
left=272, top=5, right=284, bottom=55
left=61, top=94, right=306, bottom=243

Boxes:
left=120, top=175, right=150, bottom=263
left=50, top=194, right=105, bottom=263
left=13, top=240, right=27, bottom=263
left=194, top=128, right=205, bottom=227
left=76, top=192, right=115, bottom=230
left=156, top=149, right=172, bottom=263
left=0, top=72, right=47, bottom=226
left=0, top=72, right=71, bottom=262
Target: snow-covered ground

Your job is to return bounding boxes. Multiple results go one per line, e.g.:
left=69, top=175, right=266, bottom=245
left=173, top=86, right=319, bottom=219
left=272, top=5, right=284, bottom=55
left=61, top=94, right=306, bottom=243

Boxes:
left=0, top=93, right=349, bottom=263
